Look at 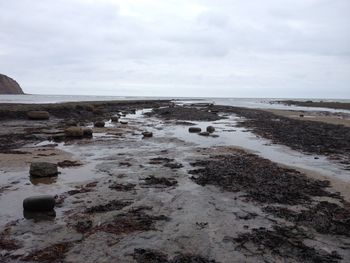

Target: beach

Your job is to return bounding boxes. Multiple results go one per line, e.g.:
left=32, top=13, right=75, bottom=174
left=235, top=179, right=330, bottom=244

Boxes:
left=0, top=99, right=350, bottom=262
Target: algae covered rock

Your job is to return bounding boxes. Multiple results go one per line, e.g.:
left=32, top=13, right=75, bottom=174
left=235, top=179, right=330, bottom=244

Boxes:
left=27, top=111, right=50, bottom=120
left=30, top=162, right=58, bottom=178
left=65, top=126, right=84, bottom=138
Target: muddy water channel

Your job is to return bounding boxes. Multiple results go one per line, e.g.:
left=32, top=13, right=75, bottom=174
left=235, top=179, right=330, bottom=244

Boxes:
left=1, top=107, right=350, bottom=263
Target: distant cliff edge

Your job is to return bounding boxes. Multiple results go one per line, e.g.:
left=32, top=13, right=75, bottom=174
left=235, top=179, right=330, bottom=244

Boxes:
left=0, top=74, right=24, bottom=94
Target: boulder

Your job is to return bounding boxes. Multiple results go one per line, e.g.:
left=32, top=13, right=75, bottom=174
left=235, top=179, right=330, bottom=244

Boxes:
left=65, top=126, right=84, bottom=138
left=52, top=133, right=66, bottom=142
left=188, top=127, right=201, bottom=133
left=82, top=127, right=93, bottom=137
left=94, top=121, right=105, bottom=128
left=111, top=116, right=119, bottom=122
left=120, top=121, right=128, bottom=125
left=27, top=111, right=50, bottom=120
left=198, top=131, right=210, bottom=136
left=30, top=162, right=58, bottom=178
left=142, top=131, right=153, bottom=138
left=206, top=126, right=215, bottom=133
left=23, top=195, right=55, bottom=212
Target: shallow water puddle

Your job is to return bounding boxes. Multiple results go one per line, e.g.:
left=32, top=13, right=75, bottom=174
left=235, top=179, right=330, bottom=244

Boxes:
left=0, top=161, right=106, bottom=226
left=149, top=113, right=350, bottom=183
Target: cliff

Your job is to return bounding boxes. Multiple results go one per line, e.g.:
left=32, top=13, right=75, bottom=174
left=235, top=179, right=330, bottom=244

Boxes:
left=0, top=74, right=24, bottom=94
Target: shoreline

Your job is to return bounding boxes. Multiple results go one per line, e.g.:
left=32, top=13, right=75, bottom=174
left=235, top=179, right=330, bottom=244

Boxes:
left=277, top=100, right=350, bottom=110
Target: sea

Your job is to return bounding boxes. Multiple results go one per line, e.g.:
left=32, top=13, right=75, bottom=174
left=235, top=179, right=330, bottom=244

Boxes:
left=0, top=94, right=349, bottom=113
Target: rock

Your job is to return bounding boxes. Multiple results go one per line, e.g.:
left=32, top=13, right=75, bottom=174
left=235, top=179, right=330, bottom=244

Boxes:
left=206, top=126, right=215, bottom=133
left=23, top=195, right=55, bottom=212
left=65, top=126, right=84, bottom=138
left=299, top=114, right=304, bottom=118
left=29, top=162, right=58, bottom=178
left=142, top=131, right=153, bottom=138
left=120, top=121, right=128, bottom=125
left=0, top=73, right=24, bottom=94
left=199, top=131, right=210, bottom=136
left=189, top=127, right=201, bottom=133
left=111, top=116, right=119, bottom=122
left=52, top=133, right=66, bottom=142
left=27, top=111, right=50, bottom=120
left=94, top=121, right=105, bottom=128
left=82, top=127, right=93, bottom=137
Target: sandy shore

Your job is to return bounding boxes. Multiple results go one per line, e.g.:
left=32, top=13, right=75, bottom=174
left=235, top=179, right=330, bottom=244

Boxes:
left=263, top=108, right=350, bottom=127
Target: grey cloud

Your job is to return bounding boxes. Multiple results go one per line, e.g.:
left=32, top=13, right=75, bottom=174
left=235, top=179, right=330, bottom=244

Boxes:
left=0, top=0, right=349, bottom=98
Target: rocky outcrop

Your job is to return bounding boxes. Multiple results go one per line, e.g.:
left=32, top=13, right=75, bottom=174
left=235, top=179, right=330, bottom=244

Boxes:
left=0, top=74, right=24, bottom=94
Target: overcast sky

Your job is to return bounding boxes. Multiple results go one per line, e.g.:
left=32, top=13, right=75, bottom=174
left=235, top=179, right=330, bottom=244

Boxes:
left=0, top=0, right=349, bottom=98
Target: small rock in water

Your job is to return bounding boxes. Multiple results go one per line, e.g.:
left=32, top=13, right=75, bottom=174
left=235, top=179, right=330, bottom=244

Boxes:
left=30, top=162, right=58, bottom=178
left=23, top=195, right=56, bottom=212
left=142, top=131, right=153, bottom=138
left=198, top=131, right=210, bottom=136
left=206, top=126, right=215, bottom=133
left=189, top=127, right=201, bottom=133
left=299, top=114, right=304, bottom=118
left=111, top=116, right=119, bottom=122
left=120, top=121, right=128, bottom=125
left=65, top=126, right=84, bottom=138
left=94, top=120, right=105, bottom=128
left=82, top=127, right=93, bottom=137
left=52, top=133, right=66, bottom=142
left=27, top=111, right=50, bottom=120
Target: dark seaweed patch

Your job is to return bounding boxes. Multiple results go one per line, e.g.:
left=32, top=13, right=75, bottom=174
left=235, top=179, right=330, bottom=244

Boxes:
left=234, top=226, right=342, bottom=263
left=189, top=152, right=336, bottom=205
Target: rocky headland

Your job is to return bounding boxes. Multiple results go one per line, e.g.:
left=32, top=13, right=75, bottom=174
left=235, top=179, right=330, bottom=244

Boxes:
left=0, top=74, right=24, bottom=95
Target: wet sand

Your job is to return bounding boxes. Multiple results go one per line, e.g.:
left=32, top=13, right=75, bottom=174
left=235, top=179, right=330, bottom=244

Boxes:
left=263, top=108, right=350, bottom=127
left=1, top=101, right=350, bottom=262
